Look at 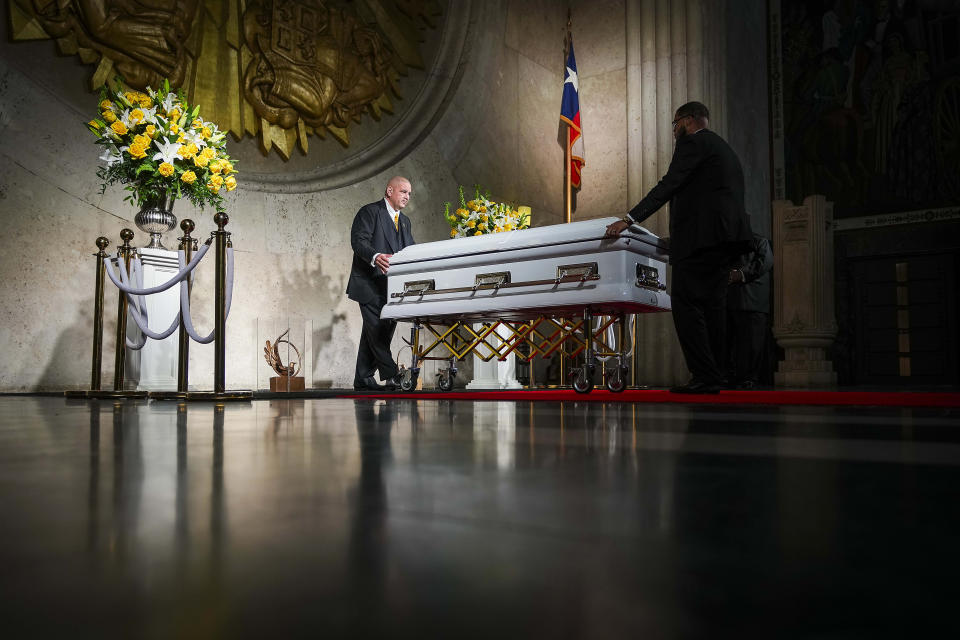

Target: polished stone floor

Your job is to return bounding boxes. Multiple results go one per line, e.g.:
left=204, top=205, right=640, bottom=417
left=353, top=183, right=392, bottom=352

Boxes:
left=0, top=396, right=958, bottom=638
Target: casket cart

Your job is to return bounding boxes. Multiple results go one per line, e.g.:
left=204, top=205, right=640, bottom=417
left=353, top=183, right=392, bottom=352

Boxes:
left=381, top=217, right=671, bottom=393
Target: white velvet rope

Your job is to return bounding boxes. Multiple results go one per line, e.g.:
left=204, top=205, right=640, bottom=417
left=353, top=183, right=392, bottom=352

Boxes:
left=104, top=242, right=211, bottom=295
left=178, top=247, right=234, bottom=344
left=592, top=315, right=635, bottom=362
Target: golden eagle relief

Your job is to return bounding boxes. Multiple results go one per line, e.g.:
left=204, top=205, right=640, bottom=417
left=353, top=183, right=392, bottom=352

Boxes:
left=10, top=0, right=442, bottom=159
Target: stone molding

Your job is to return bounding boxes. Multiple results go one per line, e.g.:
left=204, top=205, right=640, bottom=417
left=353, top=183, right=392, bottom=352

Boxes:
left=240, top=1, right=473, bottom=194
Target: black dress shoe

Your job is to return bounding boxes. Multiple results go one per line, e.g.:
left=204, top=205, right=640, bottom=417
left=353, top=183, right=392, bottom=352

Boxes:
left=383, top=373, right=402, bottom=390
left=353, top=376, right=385, bottom=391
left=669, top=381, right=722, bottom=394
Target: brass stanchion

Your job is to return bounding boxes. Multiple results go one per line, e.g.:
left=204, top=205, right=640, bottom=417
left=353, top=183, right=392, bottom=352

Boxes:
left=91, top=237, right=110, bottom=391
left=113, top=229, right=134, bottom=391
left=213, top=212, right=228, bottom=394
left=177, top=220, right=196, bottom=393
left=179, top=212, right=250, bottom=401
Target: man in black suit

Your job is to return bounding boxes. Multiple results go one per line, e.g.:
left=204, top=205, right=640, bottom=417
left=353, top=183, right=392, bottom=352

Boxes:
left=726, top=234, right=773, bottom=389
left=605, top=101, right=752, bottom=394
left=347, top=176, right=416, bottom=390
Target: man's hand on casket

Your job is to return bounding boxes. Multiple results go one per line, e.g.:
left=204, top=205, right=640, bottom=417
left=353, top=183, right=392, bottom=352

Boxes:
left=605, top=219, right=630, bottom=237
left=375, top=253, right=393, bottom=274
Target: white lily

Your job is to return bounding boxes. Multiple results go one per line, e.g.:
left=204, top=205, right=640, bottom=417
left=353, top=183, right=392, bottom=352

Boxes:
left=180, top=127, right=208, bottom=149
left=99, top=147, right=123, bottom=166
left=159, top=92, right=178, bottom=115
left=152, top=139, right=182, bottom=164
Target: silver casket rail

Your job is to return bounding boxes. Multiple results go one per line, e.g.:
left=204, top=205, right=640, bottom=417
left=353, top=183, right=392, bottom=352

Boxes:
left=381, top=217, right=672, bottom=322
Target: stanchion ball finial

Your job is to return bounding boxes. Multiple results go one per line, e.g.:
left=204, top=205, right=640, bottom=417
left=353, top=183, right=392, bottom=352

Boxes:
left=120, top=228, right=134, bottom=244
left=213, top=212, right=229, bottom=230
left=96, top=237, right=110, bottom=251
left=180, top=219, right=195, bottom=234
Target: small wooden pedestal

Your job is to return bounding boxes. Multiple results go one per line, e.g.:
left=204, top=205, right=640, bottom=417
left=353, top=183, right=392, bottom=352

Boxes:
left=270, top=376, right=305, bottom=392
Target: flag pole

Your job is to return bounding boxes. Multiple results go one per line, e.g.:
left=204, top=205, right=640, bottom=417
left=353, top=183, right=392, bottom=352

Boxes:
left=564, top=9, right=572, bottom=224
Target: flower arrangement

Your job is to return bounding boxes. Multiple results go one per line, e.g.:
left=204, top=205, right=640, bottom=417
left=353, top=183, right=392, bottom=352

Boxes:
left=443, top=186, right=530, bottom=238
left=87, top=79, right=237, bottom=212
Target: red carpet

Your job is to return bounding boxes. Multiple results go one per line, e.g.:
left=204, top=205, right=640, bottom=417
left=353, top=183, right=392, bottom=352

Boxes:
left=341, top=388, right=960, bottom=408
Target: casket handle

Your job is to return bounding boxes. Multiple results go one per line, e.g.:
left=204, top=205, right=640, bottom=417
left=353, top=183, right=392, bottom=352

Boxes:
left=473, top=272, right=511, bottom=292
left=556, top=262, right=599, bottom=284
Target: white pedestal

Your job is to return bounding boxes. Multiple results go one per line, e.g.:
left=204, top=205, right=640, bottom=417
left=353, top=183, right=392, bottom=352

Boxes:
left=126, top=248, right=180, bottom=391
left=466, top=324, right=523, bottom=390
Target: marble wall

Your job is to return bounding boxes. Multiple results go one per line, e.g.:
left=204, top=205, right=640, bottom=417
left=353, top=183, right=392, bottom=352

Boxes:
left=0, top=0, right=769, bottom=391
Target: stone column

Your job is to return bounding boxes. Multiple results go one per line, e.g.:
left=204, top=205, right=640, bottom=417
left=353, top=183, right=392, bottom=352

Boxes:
left=772, top=196, right=838, bottom=387
left=626, top=0, right=727, bottom=386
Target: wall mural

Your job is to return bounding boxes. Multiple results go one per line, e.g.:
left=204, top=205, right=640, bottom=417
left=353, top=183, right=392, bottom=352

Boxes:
left=779, top=0, right=960, bottom=217
left=9, top=0, right=442, bottom=159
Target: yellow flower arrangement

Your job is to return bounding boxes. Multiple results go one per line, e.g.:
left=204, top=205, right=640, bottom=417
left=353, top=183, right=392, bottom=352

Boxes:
left=443, top=185, right=530, bottom=239
left=89, top=78, right=237, bottom=213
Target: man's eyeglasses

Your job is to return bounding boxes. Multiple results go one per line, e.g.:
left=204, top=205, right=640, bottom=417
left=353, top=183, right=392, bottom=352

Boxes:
left=672, top=115, right=690, bottom=127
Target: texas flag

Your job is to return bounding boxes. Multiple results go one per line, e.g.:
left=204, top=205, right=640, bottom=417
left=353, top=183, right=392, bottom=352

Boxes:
left=559, top=42, right=585, bottom=189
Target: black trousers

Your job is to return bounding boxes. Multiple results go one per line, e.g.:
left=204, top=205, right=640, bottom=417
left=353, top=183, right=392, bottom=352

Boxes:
left=354, top=300, right=400, bottom=383
left=671, top=248, right=736, bottom=385
left=726, top=310, right=769, bottom=384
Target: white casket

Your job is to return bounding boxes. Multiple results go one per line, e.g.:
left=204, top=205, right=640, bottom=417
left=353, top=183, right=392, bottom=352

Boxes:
left=381, top=217, right=671, bottom=322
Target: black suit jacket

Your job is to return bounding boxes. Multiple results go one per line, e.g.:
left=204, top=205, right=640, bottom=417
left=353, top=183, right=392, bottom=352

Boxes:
left=346, top=199, right=416, bottom=305
left=627, top=129, right=752, bottom=262
left=727, top=234, right=773, bottom=313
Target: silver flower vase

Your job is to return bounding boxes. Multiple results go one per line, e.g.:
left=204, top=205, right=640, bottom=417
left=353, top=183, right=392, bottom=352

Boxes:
left=134, top=194, right=176, bottom=249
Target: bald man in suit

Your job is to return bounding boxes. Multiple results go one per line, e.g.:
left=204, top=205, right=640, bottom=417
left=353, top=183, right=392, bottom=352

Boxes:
left=346, top=176, right=416, bottom=390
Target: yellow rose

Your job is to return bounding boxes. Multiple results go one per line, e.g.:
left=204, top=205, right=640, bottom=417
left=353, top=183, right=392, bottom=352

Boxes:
left=158, top=162, right=175, bottom=177
left=133, top=134, right=151, bottom=147
left=138, top=95, right=152, bottom=108
left=178, top=143, right=198, bottom=159
left=479, top=206, right=487, bottom=213
left=457, top=208, right=468, bottom=218
left=180, top=171, right=197, bottom=184
left=474, top=231, right=483, bottom=236
left=88, top=120, right=102, bottom=130
left=128, top=144, right=147, bottom=159
left=169, top=123, right=180, bottom=134
left=209, top=160, right=222, bottom=174
left=102, top=110, right=117, bottom=123
left=207, top=182, right=220, bottom=194
left=466, top=220, right=476, bottom=228
left=124, top=91, right=139, bottom=104
left=168, top=108, right=181, bottom=120
left=110, top=121, right=128, bottom=136
left=209, top=174, right=224, bottom=188
left=222, top=161, right=235, bottom=175
left=225, top=176, right=237, bottom=191
left=201, top=147, right=216, bottom=160
left=130, top=109, right=144, bottom=124
left=450, top=229, right=457, bottom=237
left=99, top=100, right=113, bottom=111
left=191, top=118, right=203, bottom=129
left=201, top=126, right=212, bottom=139
left=144, top=124, right=157, bottom=137
left=193, top=155, right=210, bottom=168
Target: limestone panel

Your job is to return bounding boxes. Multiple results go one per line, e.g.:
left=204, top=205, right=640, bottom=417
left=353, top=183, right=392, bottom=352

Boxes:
left=571, top=0, right=626, bottom=79
left=574, top=68, right=628, bottom=219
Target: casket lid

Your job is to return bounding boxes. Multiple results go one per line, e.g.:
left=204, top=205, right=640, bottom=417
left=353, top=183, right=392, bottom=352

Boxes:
left=392, top=217, right=667, bottom=264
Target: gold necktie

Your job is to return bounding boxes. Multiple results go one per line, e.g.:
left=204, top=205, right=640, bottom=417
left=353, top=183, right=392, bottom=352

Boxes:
left=393, top=214, right=399, bottom=231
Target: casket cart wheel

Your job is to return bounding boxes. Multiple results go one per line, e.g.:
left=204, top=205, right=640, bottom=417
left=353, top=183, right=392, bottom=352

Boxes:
left=437, top=369, right=455, bottom=392
left=572, top=367, right=594, bottom=394
left=605, top=366, right=628, bottom=393
left=400, top=368, right=418, bottom=392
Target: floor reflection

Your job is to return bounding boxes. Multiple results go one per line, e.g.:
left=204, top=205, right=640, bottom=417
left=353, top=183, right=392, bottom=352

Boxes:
left=0, top=396, right=958, bottom=637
